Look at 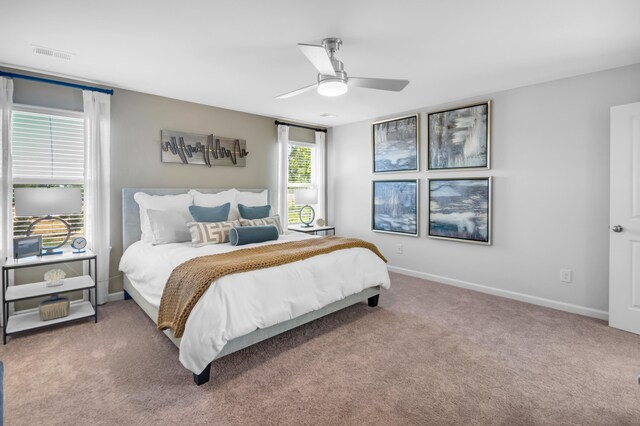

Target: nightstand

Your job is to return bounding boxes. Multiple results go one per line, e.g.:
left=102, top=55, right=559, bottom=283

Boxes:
left=288, top=224, right=336, bottom=236
left=2, top=250, right=98, bottom=344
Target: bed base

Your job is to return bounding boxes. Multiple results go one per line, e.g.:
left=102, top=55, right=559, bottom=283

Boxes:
left=123, top=275, right=381, bottom=385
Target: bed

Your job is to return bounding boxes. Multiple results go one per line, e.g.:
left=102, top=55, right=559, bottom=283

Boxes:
left=119, top=188, right=390, bottom=385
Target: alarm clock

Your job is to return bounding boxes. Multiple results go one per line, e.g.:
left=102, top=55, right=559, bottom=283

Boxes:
left=316, top=218, right=326, bottom=227
left=71, top=236, right=87, bottom=253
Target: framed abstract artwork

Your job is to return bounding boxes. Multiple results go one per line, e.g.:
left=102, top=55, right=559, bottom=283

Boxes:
left=372, top=114, right=419, bottom=173
left=427, top=101, right=491, bottom=170
left=428, top=177, right=492, bottom=244
left=372, top=179, right=419, bottom=236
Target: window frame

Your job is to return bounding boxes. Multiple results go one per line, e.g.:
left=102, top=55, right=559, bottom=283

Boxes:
left=10, top=104, right=86, bottom=247
left=287, top=140, right=318, bottom=225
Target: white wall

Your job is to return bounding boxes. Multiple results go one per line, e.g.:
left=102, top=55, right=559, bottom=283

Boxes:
left=327, top=63, right=640, bottom=317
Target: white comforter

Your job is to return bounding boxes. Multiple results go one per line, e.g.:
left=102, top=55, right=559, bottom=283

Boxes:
left=119, top=232, right=390, bottom=374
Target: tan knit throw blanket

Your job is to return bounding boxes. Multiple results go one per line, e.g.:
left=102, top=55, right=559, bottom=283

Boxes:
left=157, top=236, right=387, bottom=337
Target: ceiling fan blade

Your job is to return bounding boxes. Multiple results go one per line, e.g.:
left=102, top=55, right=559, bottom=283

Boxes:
left=275, top=83, right=317, bottom=99
left=297, top=43, right=336, bottom=76
left=349, top=77, right=410, bottom=92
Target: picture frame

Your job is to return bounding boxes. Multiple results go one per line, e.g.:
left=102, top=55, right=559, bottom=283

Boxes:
left=372, top=179, right=419, bottom=236
left=13, top=235, right=42, bottom=259
left=427, top=101, right=491, bottom=171
left=428, top=177, right=492, bottom=245
left=372, top=114, right=419, bottom=173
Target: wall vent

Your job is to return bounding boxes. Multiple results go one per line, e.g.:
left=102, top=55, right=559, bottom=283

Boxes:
left=32, top=45, right=74, bottom=60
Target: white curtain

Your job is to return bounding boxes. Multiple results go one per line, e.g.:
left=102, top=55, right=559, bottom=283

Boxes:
left=277, top=124, right=290, bottom=231
left=314, top=131, right=326, bottom=222
left=0, top=77, right=13, bottom=326
left=83, top=91, right=111, bottom=304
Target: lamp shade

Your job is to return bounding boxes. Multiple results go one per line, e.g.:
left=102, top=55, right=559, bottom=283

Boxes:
left=294, top=188, right=318, bottom=205
left=14, top=187, right=82, bottom=216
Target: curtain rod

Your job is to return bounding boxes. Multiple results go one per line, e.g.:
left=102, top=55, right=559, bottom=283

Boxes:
left=274, top=120, right=327, bottom=133
left=0, top=71, right=114, bottom=96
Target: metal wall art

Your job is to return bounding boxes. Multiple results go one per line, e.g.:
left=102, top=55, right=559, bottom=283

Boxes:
left=161, top=130, right=249, bottom=167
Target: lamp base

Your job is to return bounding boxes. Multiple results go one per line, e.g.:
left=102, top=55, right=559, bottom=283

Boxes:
left=299, top=205, right=316, bottom=228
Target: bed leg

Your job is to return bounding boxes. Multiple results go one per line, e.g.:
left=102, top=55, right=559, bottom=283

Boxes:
left=124, top=290, right=132, bottom=300
left=193, top=363, right=211, bottom=386
left=368, top=295, right=379, bottom=307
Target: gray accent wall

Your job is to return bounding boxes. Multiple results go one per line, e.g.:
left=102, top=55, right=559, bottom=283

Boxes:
left=3, top=67, right=278, bottom=294
left=327, top=63, right=640, bottom=316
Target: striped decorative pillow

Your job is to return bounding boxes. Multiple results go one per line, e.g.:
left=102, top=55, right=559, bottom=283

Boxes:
left=239, top=214, right=284, bottom=234
left=187, top=220, right=240, bottom=246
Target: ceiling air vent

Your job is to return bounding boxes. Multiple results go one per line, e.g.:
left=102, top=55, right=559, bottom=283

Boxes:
left=32, top=45, right=74, bottom=60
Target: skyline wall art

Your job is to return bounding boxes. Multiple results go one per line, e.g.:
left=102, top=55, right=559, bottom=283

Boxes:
left=161, top=130, right=249, bottom=167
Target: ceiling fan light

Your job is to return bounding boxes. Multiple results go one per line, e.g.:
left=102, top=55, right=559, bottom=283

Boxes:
left=317, top=80, right=348, bottom=97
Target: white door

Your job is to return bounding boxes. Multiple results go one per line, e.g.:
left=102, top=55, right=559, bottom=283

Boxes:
left=610, top=102, right=640, bottom=334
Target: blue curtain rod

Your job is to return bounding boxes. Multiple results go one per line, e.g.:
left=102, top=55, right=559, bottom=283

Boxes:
left=0, top=71, right=114, bottom=95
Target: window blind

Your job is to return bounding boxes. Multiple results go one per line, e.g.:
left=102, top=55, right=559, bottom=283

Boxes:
left=11, top=109, right=85, bottom=247
left=11, top=110, right=85, bottom=184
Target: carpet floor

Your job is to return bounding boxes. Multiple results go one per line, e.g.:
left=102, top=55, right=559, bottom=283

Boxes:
left=1, top=272, right=640, bottom=425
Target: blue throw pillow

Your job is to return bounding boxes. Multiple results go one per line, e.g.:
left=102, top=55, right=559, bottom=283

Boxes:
left=229, top=225, right=279, bottom=246
left=238, top=204, right=271, bottom=219
left=189, top=203, right=230, bottom=222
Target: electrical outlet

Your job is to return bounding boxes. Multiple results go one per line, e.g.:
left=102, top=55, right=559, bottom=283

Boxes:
left=396, top=243, right=403, bottom=254
left=560, top=269, right=572, bottom=283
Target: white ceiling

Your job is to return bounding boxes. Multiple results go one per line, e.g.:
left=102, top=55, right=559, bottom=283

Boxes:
left=1, top=0, right=639, bottom=127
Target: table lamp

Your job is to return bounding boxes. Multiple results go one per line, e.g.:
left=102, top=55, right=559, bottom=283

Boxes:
left=294, top=188, right=318, bottom=228
left=14, top=187, right=82, bottom=255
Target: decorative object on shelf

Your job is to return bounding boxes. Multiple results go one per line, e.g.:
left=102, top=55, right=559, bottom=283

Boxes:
left=39, top=295, right=70, bottom=321
left=44, top=269, right=66, bottom=288
left=428, top=177, right=492, bottom=244
left=372, top=180, right=419, bottom=236
left=316, top=218, right=326, bottom=227
left=372, top=114, right=419, bottom=173
left=70, top=236, right=87, bottom=253
left=294, top=188, right=318, bottom=228
left=161, top=130, right=249, bottom=167
left=14, top=187, right=83, bottom=256
left=12, top=235, right=42, bottom=259
left=428, top=101, right=491, bottom=170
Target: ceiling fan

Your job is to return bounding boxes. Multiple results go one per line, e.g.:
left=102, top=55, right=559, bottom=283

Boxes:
left=276, top=38, right=409, bottom=99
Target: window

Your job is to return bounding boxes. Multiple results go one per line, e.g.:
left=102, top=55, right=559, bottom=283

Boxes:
left=11, top=107, right=85, bottom=247
left=287, top=142, right=315, bottom=224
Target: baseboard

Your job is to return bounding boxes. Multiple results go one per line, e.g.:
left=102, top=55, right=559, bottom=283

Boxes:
left=387, top=265, right=609, bottom=321
left=107, top=291, right=124, bottom=302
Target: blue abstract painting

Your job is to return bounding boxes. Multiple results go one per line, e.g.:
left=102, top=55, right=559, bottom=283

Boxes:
left=428, top=102, right=490, bottom=170
left=373, top=115, right=418, bottom=173
left=428, top=178, right=491, bottom=244
left=372, top=180, right=418, bottom=235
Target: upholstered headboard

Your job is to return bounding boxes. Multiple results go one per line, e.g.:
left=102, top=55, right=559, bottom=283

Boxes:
left=121, top=188, right=269, bottom=251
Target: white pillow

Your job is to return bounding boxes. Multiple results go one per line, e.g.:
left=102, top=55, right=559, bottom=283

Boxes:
left=189, top=189, right=236, bottom=219
left=147, top=209, right=191, bottom=245
left=134, top=192, right=193, bottom=243
left=236, top=189, right=268, bottom=206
